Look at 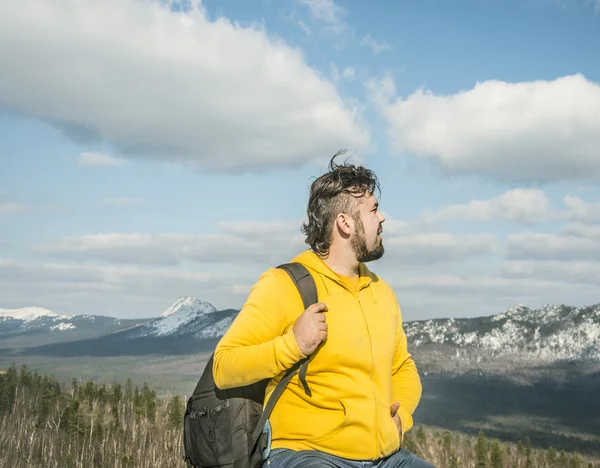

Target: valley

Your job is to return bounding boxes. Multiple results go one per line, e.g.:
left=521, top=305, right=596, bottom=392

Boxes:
left=1, top=298, right=599, bottom=456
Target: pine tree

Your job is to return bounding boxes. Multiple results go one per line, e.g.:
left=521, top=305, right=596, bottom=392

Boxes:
left=36, top=379, right=53, bottom=427
left=416, top=426, right=427, bottom=446
left=0, top=376, right=9, bottom=415
left=82, top=380, right=96, bottom=405
left=547, top=446, right=557, bottom=467
left=570, top=452, right=584, bottom=468
left=141, top=382, right=157, bottom=422
left=98, top=383, right=107, bottom=403
left=62, top=398, right=85, bottom=437
left=19, top=364, right=30, bottom=387
left=475, top=431, right=488, bottom=468
left=167, top=395, right=184, bottom=429
left=448, top=452, right=461, bottom=468
left=111, top=403, right=120, bottom=429
left=558, top=450, right=568, bottom=467
left=490, top=441, right=503, bottom=468
left=111, top=383, right=122, bottom=406
left=0, top=372, right=17, bottom=415
left=525, top=437, right=533, bottom=468
left=71, top=377, right=78, bottom=396
left=92, top=404, right=104, bottom=440
left=442, top=431, right=452, bottom=456
left=133, top=386, right=143, bottom=417
left=125, top=378, right=132, bottom=401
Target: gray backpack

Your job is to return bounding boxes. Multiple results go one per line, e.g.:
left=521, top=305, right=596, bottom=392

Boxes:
left=183, top=263, right=317, bottom=468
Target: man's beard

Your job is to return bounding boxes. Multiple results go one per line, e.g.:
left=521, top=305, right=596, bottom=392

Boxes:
left=351, top=216, right=384, bottom=263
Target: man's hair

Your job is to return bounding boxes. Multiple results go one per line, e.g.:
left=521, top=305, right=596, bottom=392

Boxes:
left=301, top=150, right=380, bottom=256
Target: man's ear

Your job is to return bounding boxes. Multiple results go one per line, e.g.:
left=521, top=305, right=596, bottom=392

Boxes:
left=335, top=213, right=353, bottom=236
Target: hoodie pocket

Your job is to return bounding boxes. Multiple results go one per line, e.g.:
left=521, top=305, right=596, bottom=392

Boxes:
left=306, top=400, right=348, bottom=443
left=377, top=400, right=401, bottom=454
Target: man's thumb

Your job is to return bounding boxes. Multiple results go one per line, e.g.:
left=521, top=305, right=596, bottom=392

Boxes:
left=390, top=402, right=400, bottom=416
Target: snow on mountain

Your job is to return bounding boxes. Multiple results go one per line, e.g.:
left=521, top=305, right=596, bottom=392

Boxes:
left=50, top=322, right=76, bottom=332
left=159, top=296, right=215, bottom=318
left=149, top=296, right=218, bottom=336
left=0, top=306, right=63, bottom=322
left=404, top=303, right=600, bottom=361
left=192, top=312, right=236, bottom=340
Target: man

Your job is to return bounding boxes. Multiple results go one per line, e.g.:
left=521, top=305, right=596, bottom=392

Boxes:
left=213, top=153, right=434, bottom=468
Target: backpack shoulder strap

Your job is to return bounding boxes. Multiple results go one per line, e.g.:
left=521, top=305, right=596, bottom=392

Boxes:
left=276, top=262, right=317, bottom=397
left=276, top=262, right=318, bottom=311
left=249, top=262, right=318, bottom=455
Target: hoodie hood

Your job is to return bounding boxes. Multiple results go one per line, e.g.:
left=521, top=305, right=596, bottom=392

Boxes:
left=291, top=249, right=375, bottom=294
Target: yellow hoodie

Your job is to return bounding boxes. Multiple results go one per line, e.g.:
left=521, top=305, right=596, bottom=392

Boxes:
left=212, top=250, right=422, bottom=461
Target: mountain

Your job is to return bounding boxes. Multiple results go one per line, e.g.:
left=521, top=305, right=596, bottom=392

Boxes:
left=7, top=297, right=239, bottom=357
left=5, top=299, right=600, bottom=366
left=0, top=306, right=148, bottom=349
left=0, top=306, right=62, bottom=322
left=404, top=303, right=600, bottom=366
left=125, top=296, right=237, bottom=339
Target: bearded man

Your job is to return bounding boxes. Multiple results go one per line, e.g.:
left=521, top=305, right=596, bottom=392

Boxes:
left=213, top=152, right=434, bottom=468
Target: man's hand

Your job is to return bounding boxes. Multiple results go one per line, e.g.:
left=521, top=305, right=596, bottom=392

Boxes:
left=292, top=302, right=328, bottom=356
left=391, top=401, right=402, bottom=440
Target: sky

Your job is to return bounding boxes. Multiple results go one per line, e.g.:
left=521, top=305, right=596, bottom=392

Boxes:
left=1, top=0, right=599, bottom=321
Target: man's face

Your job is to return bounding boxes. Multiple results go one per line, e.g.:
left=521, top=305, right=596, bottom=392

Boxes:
left=350, top=193, right=385, bottom=263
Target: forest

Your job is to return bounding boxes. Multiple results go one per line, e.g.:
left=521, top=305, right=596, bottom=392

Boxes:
left=0, top=364, right=597, bottom=468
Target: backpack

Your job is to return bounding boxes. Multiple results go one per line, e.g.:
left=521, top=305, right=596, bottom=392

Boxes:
left=183, top=262, right=318, bottom=468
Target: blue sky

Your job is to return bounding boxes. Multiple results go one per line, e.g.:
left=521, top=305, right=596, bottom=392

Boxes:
left=1, top=0, right=599, bottom=320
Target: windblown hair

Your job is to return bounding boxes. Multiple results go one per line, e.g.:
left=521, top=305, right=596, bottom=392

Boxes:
left=301, top=150, right=380, bottom=256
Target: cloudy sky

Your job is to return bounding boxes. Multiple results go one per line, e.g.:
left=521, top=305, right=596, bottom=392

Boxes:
left=1, top=0, right=599, bottom=321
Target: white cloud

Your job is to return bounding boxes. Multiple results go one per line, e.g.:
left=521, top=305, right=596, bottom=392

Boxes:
left=0, top=258, right=217, bottom=291
left=387, top=270, right=599, bottom=321
left=384, top=233, right=497, bottom=263
left=563, top=195, right=600, bottom=223
left=561, top=222, right=600, bottom=240
left=507, top=230, right=600, bottom=261
left=78, top=152, right=125, bottom=167
left=0, top=0, right=368, bottom=172
left=103, top=197, right=143, bottom=206
left=296, top=0, right=347, bottom=34
left=342, top=67, right=356, bottom=80
left=0, top=258, right=242, bottom=318
left=33, top=216, right=495, bottom=267
left=422, top=189, right=554, bottom=224
left=360, top=34, right=391, bottom=54
left=395, top=274, right=564, bottom=294
left=331, top=64, right=356, bottom=82
left=34, top=225, right=307, bottom=267
left=0, top=202, right=25, bottom=214
left=378, top=74, right=600, bottom=182
left=502, top=260, right=600, bottom=285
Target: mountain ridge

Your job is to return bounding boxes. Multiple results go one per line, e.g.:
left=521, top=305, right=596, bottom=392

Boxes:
left=2, top=298, right=599, bottom=365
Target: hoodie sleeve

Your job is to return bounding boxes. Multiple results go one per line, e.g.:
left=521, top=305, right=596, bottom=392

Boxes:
left=390, top=300, right=423, bottom=438
left=212, top=268, right=307, bottom=389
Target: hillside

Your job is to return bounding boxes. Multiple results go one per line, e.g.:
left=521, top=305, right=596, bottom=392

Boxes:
left=0, top=364, right=597, bottom=468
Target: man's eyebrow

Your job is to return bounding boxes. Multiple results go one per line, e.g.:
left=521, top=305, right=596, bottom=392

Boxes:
left=372, top=201, right=379, bottom=209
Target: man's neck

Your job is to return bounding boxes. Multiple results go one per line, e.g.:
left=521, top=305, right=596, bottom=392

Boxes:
left=317, top=249, right=360, bottom=278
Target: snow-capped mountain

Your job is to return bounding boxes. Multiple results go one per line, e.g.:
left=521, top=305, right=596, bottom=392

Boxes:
left=0, top=306, right=68, bottom=322
left=9, top=298, right=599, bottom=366
left=404, top=303, right=600, bottom=361
left=128, top=296, right=237, bottom=340
left=0, top=306, right=78, bottom=334
left=0, top=305, right=147, bottom=349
